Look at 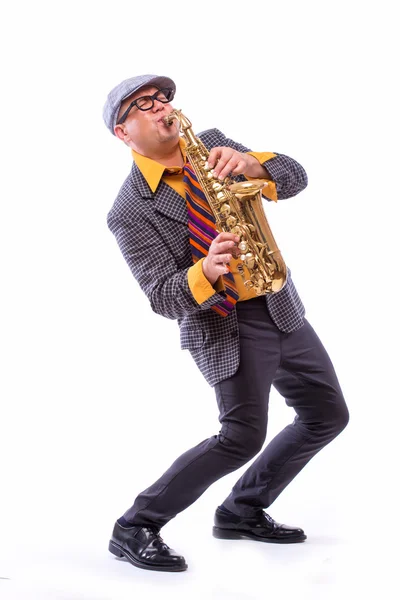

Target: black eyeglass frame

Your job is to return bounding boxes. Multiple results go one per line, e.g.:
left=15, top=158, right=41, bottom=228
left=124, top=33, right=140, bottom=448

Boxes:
left=117, top=88, right=175, bottom=125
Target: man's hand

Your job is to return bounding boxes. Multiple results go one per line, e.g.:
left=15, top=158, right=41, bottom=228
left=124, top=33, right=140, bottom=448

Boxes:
left=207, top=147, right=269, bottom=181
left=203, top=232, right=240, bottom=285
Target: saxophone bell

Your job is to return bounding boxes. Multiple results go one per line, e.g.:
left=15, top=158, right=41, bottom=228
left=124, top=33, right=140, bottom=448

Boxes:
left=229, top=180, right=268, bottom=197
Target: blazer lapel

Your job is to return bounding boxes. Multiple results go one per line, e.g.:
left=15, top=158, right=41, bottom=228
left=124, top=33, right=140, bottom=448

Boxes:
left=130, top=163, right=188, bottom=225
left=154, top=181, right=188, bottom=225
left=130, top=163, right=154, bottom=199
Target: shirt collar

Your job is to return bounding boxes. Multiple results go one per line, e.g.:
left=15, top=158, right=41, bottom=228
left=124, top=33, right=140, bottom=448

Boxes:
left=131, top=138, right=187, bottom=193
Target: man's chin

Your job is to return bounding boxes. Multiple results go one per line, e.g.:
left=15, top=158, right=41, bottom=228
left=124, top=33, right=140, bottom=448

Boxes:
left=158, top=126, right=180, bottom=142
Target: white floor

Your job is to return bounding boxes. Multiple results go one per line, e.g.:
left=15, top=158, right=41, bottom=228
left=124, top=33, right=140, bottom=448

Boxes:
left=2, top=408, right=399, bottom=599
left=1, top=499, right=398, bottom=600
left=2, top=381, right=399, bottom=599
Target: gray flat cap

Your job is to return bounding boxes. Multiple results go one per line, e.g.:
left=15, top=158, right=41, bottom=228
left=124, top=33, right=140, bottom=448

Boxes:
left=103, top=74, right=176, bottom=135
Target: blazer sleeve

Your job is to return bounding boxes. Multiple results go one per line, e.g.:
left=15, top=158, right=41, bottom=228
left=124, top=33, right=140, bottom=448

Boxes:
left=107, top=206, right=228, bottom=321
left=199, top=128, right=308, bottom=200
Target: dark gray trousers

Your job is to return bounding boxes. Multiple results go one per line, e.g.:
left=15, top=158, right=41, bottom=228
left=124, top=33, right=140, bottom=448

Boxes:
left=123, top=297, right=349, bottom=527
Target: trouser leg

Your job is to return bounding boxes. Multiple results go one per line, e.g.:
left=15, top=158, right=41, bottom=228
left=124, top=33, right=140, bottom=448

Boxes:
left=222, top=314, right=350, bottom=517
left=122, top=299, right=280, bottom=529
left=122, top=298, right=349, bottom=527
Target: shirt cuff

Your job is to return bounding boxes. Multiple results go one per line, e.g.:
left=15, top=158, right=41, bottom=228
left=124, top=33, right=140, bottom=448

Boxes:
left=246, top=151, right=278, bottom=202
left=187, top=258, right=224, bottom=304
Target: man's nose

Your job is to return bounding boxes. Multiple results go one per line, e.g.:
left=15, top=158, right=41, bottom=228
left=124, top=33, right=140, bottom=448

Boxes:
left=152, top=99, right=166, bottom=112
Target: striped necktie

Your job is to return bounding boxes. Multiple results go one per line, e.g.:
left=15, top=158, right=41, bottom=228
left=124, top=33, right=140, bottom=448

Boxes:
left=183, top=161, right=239, bottom=317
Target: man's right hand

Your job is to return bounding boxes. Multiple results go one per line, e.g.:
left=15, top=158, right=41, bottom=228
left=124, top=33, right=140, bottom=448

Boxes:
left=202, top=232, right=240, bottom=285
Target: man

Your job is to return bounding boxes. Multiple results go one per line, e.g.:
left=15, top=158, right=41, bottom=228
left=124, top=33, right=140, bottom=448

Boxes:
left=103, top=74, right=349, bottom=572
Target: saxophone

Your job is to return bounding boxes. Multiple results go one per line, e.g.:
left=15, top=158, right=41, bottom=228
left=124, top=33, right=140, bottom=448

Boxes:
left=163, top=109, right=287, bottom=295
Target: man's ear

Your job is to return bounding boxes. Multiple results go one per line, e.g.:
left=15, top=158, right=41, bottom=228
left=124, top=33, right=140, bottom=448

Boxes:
left=114, top=125, right=126, bottom=141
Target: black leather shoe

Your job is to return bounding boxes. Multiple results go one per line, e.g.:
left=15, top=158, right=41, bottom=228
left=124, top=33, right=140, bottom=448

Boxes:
left=213, top=506, right=306, bottom=544
left=109, top=521, right=187, bottom=572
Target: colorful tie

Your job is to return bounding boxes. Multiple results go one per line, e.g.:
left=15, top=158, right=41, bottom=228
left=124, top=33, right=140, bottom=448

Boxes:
left=183, top=161, right=239, bottom=317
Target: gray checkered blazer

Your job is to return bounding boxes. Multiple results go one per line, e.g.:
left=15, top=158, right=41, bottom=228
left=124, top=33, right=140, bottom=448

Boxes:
left=107, top=129, right=308, bottom=387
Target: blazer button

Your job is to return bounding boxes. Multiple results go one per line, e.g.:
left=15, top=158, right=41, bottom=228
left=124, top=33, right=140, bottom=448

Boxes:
left=231, top=330, right=238, bottom=339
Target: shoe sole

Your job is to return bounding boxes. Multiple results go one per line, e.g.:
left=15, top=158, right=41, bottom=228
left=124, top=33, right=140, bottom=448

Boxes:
left=212, top=527, right=307, bottom=544
left=108, top=541, right=188, bottom=572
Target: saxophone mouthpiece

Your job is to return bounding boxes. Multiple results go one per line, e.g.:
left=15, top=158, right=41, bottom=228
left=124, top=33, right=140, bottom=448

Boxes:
left=163, top=112, right=177, bottom=126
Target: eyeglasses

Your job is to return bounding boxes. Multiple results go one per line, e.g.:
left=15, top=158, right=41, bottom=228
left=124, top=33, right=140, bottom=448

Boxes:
left=117, top=88, right=175, bottom=125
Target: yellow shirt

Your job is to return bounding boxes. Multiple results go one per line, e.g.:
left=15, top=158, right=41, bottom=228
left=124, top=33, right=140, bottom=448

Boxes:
left=131, top=142, right=278, bottom=304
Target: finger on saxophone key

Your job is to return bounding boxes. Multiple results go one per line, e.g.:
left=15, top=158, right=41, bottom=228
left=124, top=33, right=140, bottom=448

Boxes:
left=214, top=232, right=239, bottom=243
left=217, top=254, right=232, bottom=264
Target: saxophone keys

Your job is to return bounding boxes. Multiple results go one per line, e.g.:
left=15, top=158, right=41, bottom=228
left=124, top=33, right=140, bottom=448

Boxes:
left=220, top=203, right=231, bottom=218
left=226, top=216, right=237, bottom=228
left=244, top=253, right=255, bottom=269
left=238, top=241, right=248, bottom=253
left=251, top=274, right=266, bottom=295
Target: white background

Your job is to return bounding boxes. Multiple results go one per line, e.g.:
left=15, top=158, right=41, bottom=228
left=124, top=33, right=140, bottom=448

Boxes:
left=1, top=0, right=399, bottom=598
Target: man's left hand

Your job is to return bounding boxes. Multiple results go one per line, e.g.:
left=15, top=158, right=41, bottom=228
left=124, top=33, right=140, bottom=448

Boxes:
left=207, top=147, right=268, bottom=181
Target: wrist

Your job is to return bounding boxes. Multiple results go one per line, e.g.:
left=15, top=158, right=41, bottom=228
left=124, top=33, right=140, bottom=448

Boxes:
left=202, top=258, right=217, bottom=285
left=243, top=154, right=269, bottom=178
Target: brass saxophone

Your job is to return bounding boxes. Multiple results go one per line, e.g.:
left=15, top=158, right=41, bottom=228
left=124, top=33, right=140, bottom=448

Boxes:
left=163, top=109, right=287, bottom=294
